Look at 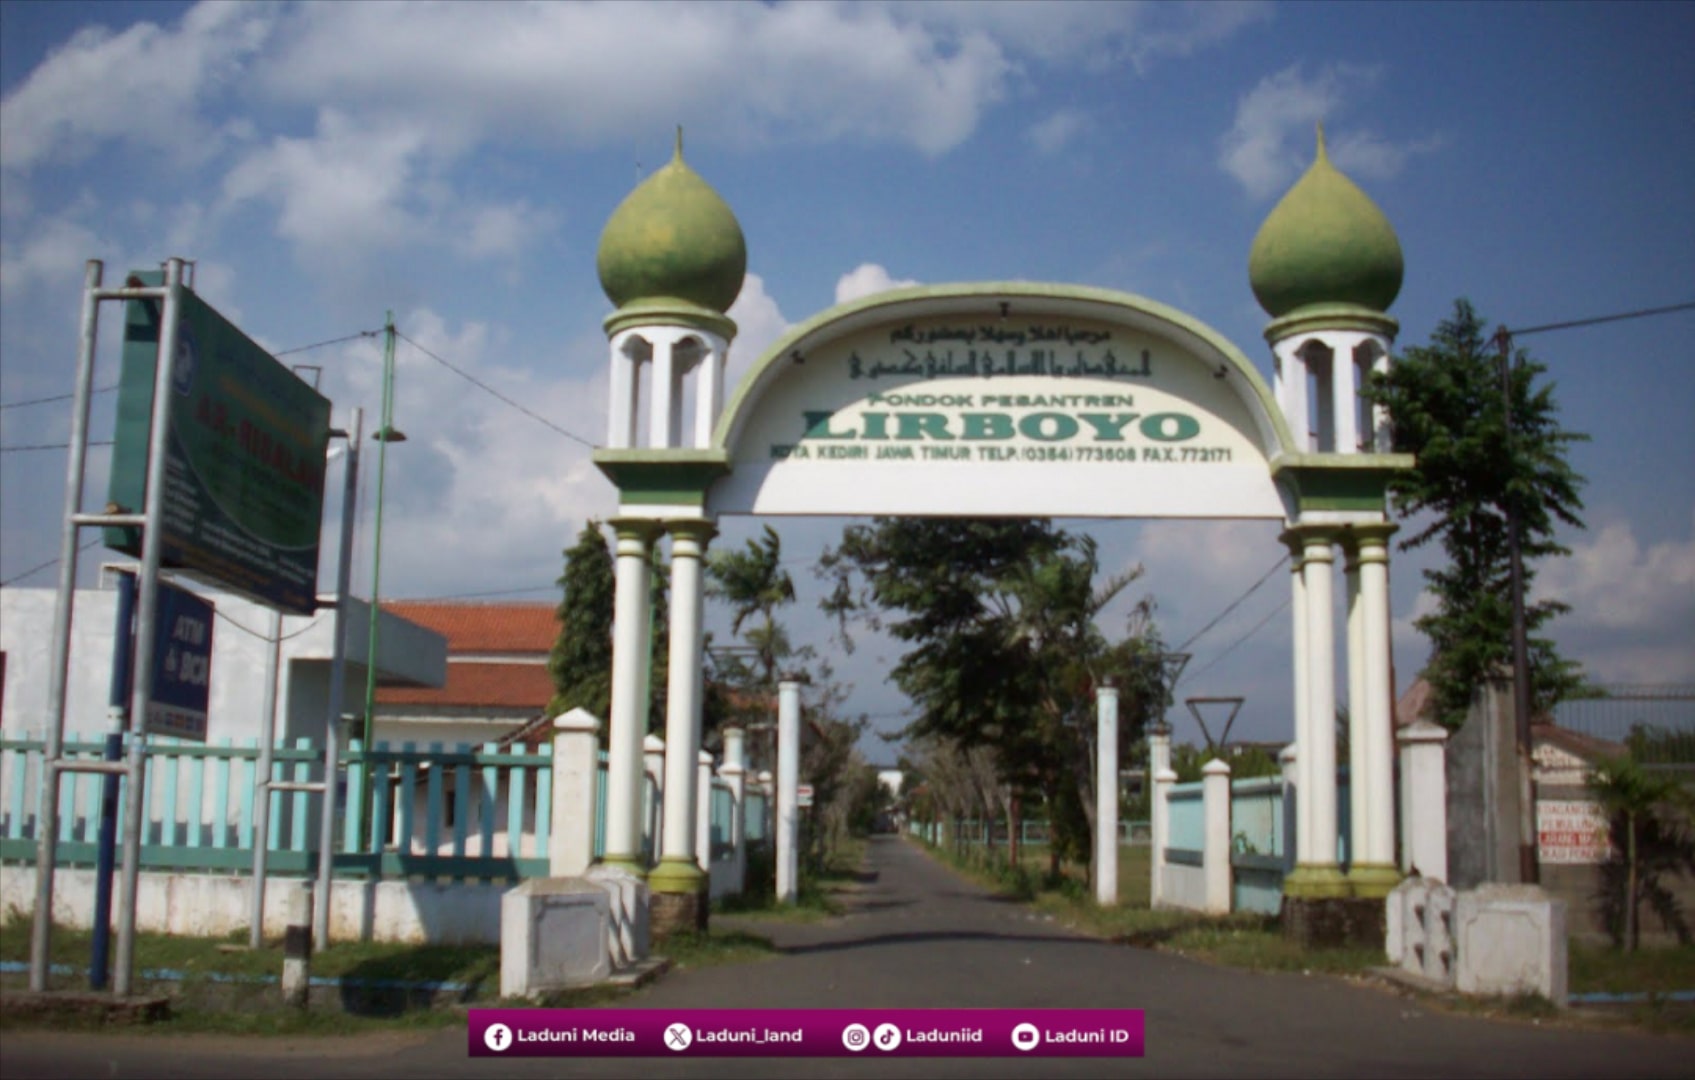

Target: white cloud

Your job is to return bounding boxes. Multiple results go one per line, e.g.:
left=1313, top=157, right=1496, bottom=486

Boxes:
left=1027, top=109, right=1090, bottom=155
left=0, top=1, right=273, bottom=173
left=220, top=109, right=431, bottom=261
left=0, top=214, right=103, bottom=298
left=456, top=201, right=559, bottom=261
left=1538, top=513, right=1695, bottom=653
left=726, top=272, right=792, bottom=389
left=1219, top=62, right=1439, bottom=200
left=835, top=263, right=921, bottom=305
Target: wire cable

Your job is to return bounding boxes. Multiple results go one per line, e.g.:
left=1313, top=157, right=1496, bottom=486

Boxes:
left=1, top=385, right=118, bottom=410
left=1, top=538, right=103, bottom=587
left=1183, top=596, right=1291, bottom=685
left=1505, top=300, right=1695, bottom=338
left=1, top=440, right=114, bottom=453
left=394, top=330, right=595, bottom=448
left=1171, top=554, right=1288, bottom=654
left=273, top=329, right=382, bottom=357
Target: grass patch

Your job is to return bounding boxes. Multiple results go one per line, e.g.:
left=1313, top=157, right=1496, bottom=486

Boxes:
left=710, top=839, right=869, bottom=922
left=0, top=905, right=776, bottom=1036
left=1569, top=940, right=1695, bottom=996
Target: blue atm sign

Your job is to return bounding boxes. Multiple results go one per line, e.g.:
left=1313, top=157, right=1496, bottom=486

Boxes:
left=148, top=583, right=214, bottom=741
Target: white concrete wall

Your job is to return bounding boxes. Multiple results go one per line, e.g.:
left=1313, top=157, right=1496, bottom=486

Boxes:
left=1, top=864, right=505, bottom=945
left=1161, top=861, right=1208, bottom=911
left=1, top=584, right=446, bottom=747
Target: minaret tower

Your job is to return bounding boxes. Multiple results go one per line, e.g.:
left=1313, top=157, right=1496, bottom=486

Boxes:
left=1252, top=127, right=1408, bottom=925
left=592, top=130, right=744, bottom=935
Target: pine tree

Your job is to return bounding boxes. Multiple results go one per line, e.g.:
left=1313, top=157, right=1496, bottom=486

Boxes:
left=547, top=522, right=615, bottom=721
left=1368, top=298, right=1590, bottom=728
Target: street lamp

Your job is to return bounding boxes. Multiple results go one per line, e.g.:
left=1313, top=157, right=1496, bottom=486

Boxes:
left=362, top=312, right=406, bottom=752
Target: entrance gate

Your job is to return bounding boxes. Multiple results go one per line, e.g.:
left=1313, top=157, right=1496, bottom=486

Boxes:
left=587, top=132, right=1412, bottom=935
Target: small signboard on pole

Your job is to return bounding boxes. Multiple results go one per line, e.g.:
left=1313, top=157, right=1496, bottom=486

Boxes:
left=797, top=783, right=814, bottom=808
left=146, top=581, right=214, bottom=741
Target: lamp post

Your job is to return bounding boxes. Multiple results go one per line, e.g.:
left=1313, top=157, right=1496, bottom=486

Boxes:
left=362, top=313, right=406, bottom=752
left=1494, top=325, right=1538, bottom=886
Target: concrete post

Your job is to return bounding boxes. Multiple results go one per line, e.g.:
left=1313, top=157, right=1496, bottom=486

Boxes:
left=1346, top=540, right=1367, bottom=874
left=281, top=885, right=313, bottom=1009
left=1148, top=726, right=1171, bottom=907
left=719, top=728, right=747, bottom=893
left=1152, top=767, right=1177, bottom=909
left=1398, top=720, right=1450, bottom=882
left=550, top=709, right=601, bottom=877
left=1203, top=758, right=1233, bottom=914
left=1282, top=533, right=1312, bottom=877
left=776, top=681, right=801, bottom=904
left=1280, top=743, right=1298, bottom=871
left=1095, top=683, right=1120, bottom=907
left=643, top=734, right=665, bottom=865
left=696, top=751, right=714, bottom=874
left=604, top=519, right=661, bottom=873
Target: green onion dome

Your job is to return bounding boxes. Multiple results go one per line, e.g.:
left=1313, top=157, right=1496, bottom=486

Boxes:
left=1249, top=126, right=1404, bottom=319
left=596, top=130, right=747, bottom=317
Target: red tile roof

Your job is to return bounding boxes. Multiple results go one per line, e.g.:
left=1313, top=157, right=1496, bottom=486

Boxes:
left=377, top=660, right=555, bottom=710
left=382, top=600, right=558, bottom=654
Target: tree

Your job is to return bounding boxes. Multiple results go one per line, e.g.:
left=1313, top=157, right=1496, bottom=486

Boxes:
left=546, top=520, right=669, bottom=731
left=706, top=525, right=802, bottom=771
left=548, top=522, right=615, bottom=720
left=1587, top=756, right=1695, bottom=951
left=1367, top=298, right=1590, bottom=729
left=819, top=517, right=1170, bottom=883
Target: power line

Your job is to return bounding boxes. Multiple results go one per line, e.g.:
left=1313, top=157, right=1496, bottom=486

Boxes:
left=1, top=538, right=103, bottom=587
left=1183, top=596, right=1291, bottom=685
left=1505, top=300, right=1695, bottom=338
left=1, top=385, right=117, bottom=410
left=1171, top=554, right=1288, bottom=654
left=1, top=440, right=114, bottom=453
left=394, top=330, right=596, bottom=449
left=274, top=329, right=382, bottom=357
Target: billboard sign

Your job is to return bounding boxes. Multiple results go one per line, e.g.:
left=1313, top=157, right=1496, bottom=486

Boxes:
left=105, top=271, right=331, bottom=614
left=147, top=581, right=214, bottom=741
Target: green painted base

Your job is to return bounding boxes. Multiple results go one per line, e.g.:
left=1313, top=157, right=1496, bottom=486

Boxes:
left=599, top=854, right=649, bottom=878
left=1347, top=863, right=1403, bottom=899
left=1283, top=864, right=1351, bottom=899
left=647, top=858, right=707, bottom=894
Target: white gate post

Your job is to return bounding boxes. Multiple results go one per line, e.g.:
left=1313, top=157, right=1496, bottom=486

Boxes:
left=776, top=681, right=801, bottom=904
left=1094, top=682, right=1120, bottom=906
left=1203, top=758, right=1233, bottom=914
left=1398, top=720, right=1449, bottom=882
left=550, top=709, right=601, bottom=877
left=1152, top=765, right=1176, bottom=908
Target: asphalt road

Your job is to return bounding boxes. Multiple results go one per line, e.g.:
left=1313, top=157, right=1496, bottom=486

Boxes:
left=3, top=836, right=1690, bottom=1079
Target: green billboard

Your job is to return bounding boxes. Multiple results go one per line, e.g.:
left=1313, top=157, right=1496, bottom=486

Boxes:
left=105, top=272, right=332, bottom=614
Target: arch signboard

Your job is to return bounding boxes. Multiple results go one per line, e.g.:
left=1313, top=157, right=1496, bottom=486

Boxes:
left=709, top=284, right=1296, bottom=519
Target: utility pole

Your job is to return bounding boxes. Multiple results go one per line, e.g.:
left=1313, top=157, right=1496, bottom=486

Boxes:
left=1494, top=326, right=1539, bottom=886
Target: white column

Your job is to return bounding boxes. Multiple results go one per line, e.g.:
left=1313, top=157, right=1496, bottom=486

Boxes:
left=1358, top=525, right=1400, bottom=891
left=694, top=340, right=727, bottom=449
left=1147, top=725, right=1171, bottom=908
left=1274, top=338, right=1309, bottom=451
left=1279, top=742, right=1298, bottom=868
left=1282, top=533, right=1312, bottom=870
left=1202, top=758, right=1233, bottom=914
left=656, top=520, right=714, bottom=885
left=1398, top=720, right=1449, bottom=882
left=1346, top=540, right=1367, bottom=873
left=1304, top=532, right=1341, bottom=876
left=696, top=750, right=715, bottom=873
left=603, top=519, right=659, bottom=872
left=1095, top=682, right=1120, bottom=907
left=1331, top=333, right=1359, bottom=453
left=1152, top=767, right=1177, bottom=909
left=607, top=332, right=637, bottom=448
left=776, top=680, right=801, bottom=904
left=722, top=726, right=747, bottom=848
left=649, top=333, right=678, bottom=449
left=549, top=708, right=601, bottom=877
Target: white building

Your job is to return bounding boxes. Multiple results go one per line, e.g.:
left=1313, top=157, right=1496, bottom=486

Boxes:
left=0, top=568, right=445, bottom=746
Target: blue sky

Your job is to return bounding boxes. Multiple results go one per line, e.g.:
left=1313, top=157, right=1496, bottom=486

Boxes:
left=3, top=1, right=1691, bottom=762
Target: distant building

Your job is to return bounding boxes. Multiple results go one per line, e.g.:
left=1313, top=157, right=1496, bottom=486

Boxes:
left=371, top=600, right=558, bottom=749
